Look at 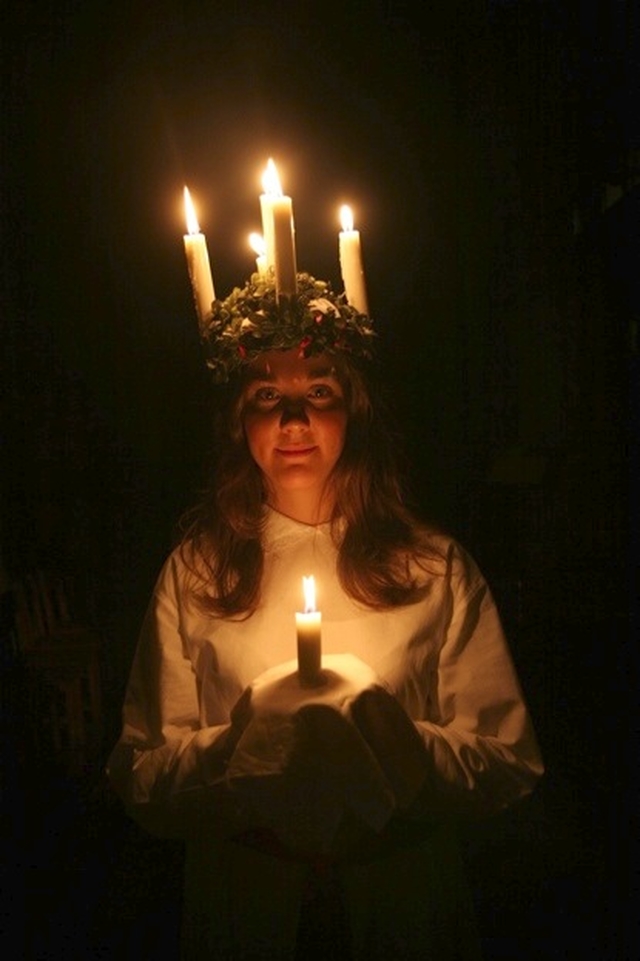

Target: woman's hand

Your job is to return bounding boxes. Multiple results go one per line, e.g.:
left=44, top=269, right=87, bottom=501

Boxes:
left=348, top=686, right=429, bottom=810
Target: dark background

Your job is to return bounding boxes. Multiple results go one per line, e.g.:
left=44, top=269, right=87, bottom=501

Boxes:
left=2, top=1, right=636, bottom=958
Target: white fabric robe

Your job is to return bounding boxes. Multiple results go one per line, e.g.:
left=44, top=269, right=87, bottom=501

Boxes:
left=107, top=508, right=543, bottom=959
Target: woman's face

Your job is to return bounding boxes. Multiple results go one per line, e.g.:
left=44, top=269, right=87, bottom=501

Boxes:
left=241, top=349, right=348, bottom=521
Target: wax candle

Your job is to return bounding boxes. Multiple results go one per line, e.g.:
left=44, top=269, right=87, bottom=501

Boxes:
left=338, top=204, right=369, bottom=315
left=260, top=159, right=297, bottom=299
left=296, top=575, right=322, bottom=686
left=259, top=160, right=277, bottom=271
left=183, top=186, right=215, bottom=330
left=249, top=232, right=268, bottom=279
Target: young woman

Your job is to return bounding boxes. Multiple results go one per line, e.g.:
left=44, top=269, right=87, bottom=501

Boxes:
left=107, top=277, right=543, bottom=960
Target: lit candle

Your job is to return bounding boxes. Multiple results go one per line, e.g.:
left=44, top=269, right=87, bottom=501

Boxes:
left=249, top=232, right=268, bottom=279
left=260, top=159, right=297, bottom=299
left=259, top=160, right=277, bottom=271
left=338, top=204, right=369, bottom=315
left=296, top=575, right=322, bottom=687
left=183, top=186, right=215, bottom=330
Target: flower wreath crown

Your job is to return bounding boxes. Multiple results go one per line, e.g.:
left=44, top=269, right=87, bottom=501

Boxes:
left=200, top=271, right=376, bottom=384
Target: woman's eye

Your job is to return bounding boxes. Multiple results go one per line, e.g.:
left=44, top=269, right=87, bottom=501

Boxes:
left=251, top=387, right=281, bottom=407
left=308, top=385, right=333, bottom=401
left=246, top=382, right=341, bottom=411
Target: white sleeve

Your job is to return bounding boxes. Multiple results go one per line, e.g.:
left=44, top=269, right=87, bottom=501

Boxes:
left=414, top=546, right=544, bottom=816
left=106, top=553, right=237, bottom=834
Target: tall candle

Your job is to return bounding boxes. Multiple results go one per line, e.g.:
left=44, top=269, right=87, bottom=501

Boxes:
left=183, top=186, right=215, bottom=329
left=249, top=232, right=268, bottom=279
left=296, top=575, right=322, bottom=686
left=338, top=204, right=369, bottom=315
left=260, top=159, right=297, bottom=299
left=259, top=160, right=277, bottom=271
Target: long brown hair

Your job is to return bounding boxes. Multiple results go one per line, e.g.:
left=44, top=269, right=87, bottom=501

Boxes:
left=178, top=354, right=441, bottom=617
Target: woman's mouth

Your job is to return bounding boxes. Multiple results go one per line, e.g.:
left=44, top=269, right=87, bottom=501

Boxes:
left=276, top=446, right=317, bottom=457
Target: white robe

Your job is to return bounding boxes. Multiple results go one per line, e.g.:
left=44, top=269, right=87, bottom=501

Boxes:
left=107, top=507, right=543, bottom=959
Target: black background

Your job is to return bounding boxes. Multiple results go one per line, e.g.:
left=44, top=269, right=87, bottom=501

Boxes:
left=2, top=2, right=637, bottom=958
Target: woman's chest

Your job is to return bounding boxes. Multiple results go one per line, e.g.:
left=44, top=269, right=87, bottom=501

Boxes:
left=182, top=541, right=448, bottom=720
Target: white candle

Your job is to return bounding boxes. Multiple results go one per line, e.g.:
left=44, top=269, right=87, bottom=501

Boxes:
left=338, top=204, right=369, bottom=315
left=260, top=159, right=297, bottom=299
left=183, top=186, right=215, bottom=329
left=249, top=232, right=268, bottom=279
left=296, top=575, right=322, bottom=686
left=259, top=160, right=277, bottom=271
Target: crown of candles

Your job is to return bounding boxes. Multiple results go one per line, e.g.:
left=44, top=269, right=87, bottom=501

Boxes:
left=183, top=159, right=375, bottom=383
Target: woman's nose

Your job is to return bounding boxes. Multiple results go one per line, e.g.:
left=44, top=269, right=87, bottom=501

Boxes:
left=279, top=399, right=310, bottom=427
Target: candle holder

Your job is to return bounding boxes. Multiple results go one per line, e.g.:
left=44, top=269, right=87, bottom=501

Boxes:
left=182, top=161, right=374, bottom=384
left=297, top=670, right=327, bottom=689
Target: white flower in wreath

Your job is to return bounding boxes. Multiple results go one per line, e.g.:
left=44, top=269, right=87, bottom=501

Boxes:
left=307, top=297, right=339, bottom=317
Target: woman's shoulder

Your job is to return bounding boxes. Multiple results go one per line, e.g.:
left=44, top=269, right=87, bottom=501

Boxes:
left=411, top=519, right=456, bottom=558
left=152, top=538, right=211, bottom=593
left=412, top=523, right=487, bottom=591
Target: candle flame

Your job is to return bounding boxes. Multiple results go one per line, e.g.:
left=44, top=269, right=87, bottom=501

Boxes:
left=302, top=575, right=316, bottom=614
left=184, top=186, right=201, bottom=235
left=340, top=204, right=354, bottom=232
left=249, top=232, right=266, bottom=256
left=262, top=158, right=283, bottom=197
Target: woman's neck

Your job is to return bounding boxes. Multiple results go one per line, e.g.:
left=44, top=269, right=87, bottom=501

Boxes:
left=267, top=490, right=334, bottom=526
